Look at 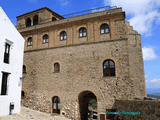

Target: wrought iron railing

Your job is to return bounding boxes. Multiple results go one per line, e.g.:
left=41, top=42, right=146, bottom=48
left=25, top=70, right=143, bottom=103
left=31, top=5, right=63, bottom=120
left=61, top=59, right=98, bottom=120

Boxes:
left=62, top=6, right=117, bottom=18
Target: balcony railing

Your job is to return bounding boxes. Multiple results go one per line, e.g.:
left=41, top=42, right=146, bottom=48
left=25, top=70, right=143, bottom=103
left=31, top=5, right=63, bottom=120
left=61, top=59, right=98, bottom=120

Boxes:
left=63, top=6, right=117, bottom=18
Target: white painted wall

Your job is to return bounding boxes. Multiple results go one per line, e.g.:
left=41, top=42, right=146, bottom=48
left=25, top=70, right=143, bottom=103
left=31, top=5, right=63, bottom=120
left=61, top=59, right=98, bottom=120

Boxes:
left=0, top=7, right=25, bottom=117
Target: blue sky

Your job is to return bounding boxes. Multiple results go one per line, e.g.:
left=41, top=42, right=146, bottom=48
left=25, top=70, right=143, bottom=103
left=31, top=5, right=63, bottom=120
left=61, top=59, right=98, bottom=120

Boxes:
left=0, top=0, right=160, bottom=92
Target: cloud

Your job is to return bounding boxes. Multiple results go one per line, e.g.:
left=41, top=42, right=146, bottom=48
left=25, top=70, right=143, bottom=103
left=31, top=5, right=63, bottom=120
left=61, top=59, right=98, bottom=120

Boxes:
left=142, top=47, right=157, bottom=61
left=104, top=0, right=160, bottom=36
left=150, top=79, right=160, bottom=83
left=129, top=11, right=160, bottom=36
left=58, top=0, right=69, bottom=6
left=146, top=78, right=160, bottom=88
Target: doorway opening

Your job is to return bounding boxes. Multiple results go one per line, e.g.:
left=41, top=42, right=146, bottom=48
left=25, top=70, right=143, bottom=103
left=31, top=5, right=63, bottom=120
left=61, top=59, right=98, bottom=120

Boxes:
left=79, top=91, right=97, bottom=120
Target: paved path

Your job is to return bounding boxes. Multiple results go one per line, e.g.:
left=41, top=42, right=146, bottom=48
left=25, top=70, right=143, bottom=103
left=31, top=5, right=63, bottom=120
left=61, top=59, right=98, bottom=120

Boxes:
left=0, top=107, right=70, bottom=120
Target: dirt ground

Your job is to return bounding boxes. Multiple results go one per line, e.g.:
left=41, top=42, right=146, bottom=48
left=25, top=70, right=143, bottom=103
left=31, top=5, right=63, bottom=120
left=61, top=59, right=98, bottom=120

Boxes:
left=0, top=107, right=70, bottom=120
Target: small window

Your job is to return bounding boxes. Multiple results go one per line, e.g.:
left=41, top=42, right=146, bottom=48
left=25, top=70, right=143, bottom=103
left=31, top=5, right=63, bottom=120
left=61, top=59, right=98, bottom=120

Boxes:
left=52, top=17, right=57, bottom=21
left=100, top=24, right=109, bottom=34
left=54, top=63, right=60, bottom=73
left=52, top=96, right=60, bottom=114
left=43, top=34, right=49, bottom=43
left=27, top=37, right=32, bottom=46
left=21, top=91, right=25, bottom=98
left=103, top=59, right=115, bottom=77
left=1, top=72, right=9, bottom=95
left=4, top=43, right=10, bottom=64
left=79, top=27, right=87, bottom=37
left=33, top=15, right=38, bottom=25
left=23, top=65, right=26, bottom=73
left=60, top=31, right=67, bottom=40
left=26, top=18, right=31, bottom=27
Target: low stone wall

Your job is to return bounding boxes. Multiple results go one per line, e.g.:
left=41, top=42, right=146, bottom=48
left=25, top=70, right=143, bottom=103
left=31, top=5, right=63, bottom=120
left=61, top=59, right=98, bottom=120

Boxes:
left=107, top=99, right=160, bottom=120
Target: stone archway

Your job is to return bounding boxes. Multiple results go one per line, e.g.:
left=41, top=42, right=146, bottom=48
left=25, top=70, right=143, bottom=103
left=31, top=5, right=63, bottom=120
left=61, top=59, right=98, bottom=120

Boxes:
left=78, top=91, right=97, bottom=120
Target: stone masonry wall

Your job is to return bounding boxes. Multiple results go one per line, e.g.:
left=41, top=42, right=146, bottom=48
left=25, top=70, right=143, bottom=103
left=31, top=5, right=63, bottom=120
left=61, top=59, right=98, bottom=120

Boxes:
left=20, top=8, right=146, bottom=120
left=111, top=99, right=160, bottom=120
left=22, top=37, right=144, bottom=119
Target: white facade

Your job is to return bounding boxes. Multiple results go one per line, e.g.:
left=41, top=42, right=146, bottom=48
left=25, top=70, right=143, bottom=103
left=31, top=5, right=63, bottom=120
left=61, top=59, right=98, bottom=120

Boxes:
left=0, top=7, right=24, bottom=117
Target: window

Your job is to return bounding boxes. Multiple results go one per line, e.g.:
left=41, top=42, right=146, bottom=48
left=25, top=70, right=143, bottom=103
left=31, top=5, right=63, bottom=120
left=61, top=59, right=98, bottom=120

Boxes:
left=4, top=43, right=10, bottom=64
left=103, top=59, right=115, bottom=77
left=52, top=17, right=57, bottom=21
left=23, top=65, right=26, bottom=73
left=43, top=34, right=49, bottom=43
left=33, top=15, right=38, bottom=25
left=79, top=27, right=87, bottom=37
left=27, top=37, right=32, bottom=46
left=26, top=18, right=31, bottom=27
left=100, top=24, right=109, bottom=34
left=60, top=31, right=67, bottom=40
left=52, top=96, right=60, bottom=114
left=54, top=63, right=60, bottom=73
left=1, top=72, right=9, bottom=95
left=21, top=91, right=25, bottom=98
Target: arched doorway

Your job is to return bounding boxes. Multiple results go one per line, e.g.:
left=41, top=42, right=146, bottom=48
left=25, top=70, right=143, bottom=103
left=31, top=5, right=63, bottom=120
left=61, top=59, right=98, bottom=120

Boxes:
left=52, top=96, right=60, bottom=114
left=26, top=18, right=31, bottom=27
left=33, top=15, right=38, bottom=25
left=79, top=91, right=98, bottom=120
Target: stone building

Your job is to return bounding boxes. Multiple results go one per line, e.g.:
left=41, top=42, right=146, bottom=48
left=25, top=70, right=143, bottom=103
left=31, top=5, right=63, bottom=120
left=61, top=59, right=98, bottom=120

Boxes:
left=0, top=7, right=25, bottom=116
left=16, top=7, right=146, bottom=120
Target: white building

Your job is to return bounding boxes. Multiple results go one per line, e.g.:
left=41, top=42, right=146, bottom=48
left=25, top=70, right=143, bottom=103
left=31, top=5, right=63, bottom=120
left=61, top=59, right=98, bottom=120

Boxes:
left=0, top=7, right=24, bottom=116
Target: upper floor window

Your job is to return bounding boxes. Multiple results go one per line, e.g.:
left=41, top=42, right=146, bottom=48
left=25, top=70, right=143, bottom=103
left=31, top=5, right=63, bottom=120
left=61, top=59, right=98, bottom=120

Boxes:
left=4, top=43, right=10, bottom=64
left=52, top=17, right=57, bottom=21
left=1, top=72, right=9, bottom=95
left=27, top=37, right=32, bottom=46
left=43, top=34, right=49, bottom=43
left=79, top=27, right=87, bottom=37
left=103, top=59, right=115, bottom=77
left=33, top=15, right=38, bottom=25
left=23, top=65, right=26, bottom=73
left=54, top=63, right=60, bottom=73
left=60, top=31, right=67, bottom=40
left=26, top=18, right=31, bottom=27
left=100, top=24, right=109, bottom=34
left=52, top=96, right=60, bottom=114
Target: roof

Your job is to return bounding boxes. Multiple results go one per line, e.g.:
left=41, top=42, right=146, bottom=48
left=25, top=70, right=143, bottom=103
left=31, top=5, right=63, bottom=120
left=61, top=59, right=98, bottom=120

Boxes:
left=16, top=7, right=64, bottom=19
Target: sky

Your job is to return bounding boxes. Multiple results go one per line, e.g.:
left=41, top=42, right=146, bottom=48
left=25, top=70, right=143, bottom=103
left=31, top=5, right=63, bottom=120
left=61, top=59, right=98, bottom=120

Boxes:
left=0, top=0, right=159, bottom=92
